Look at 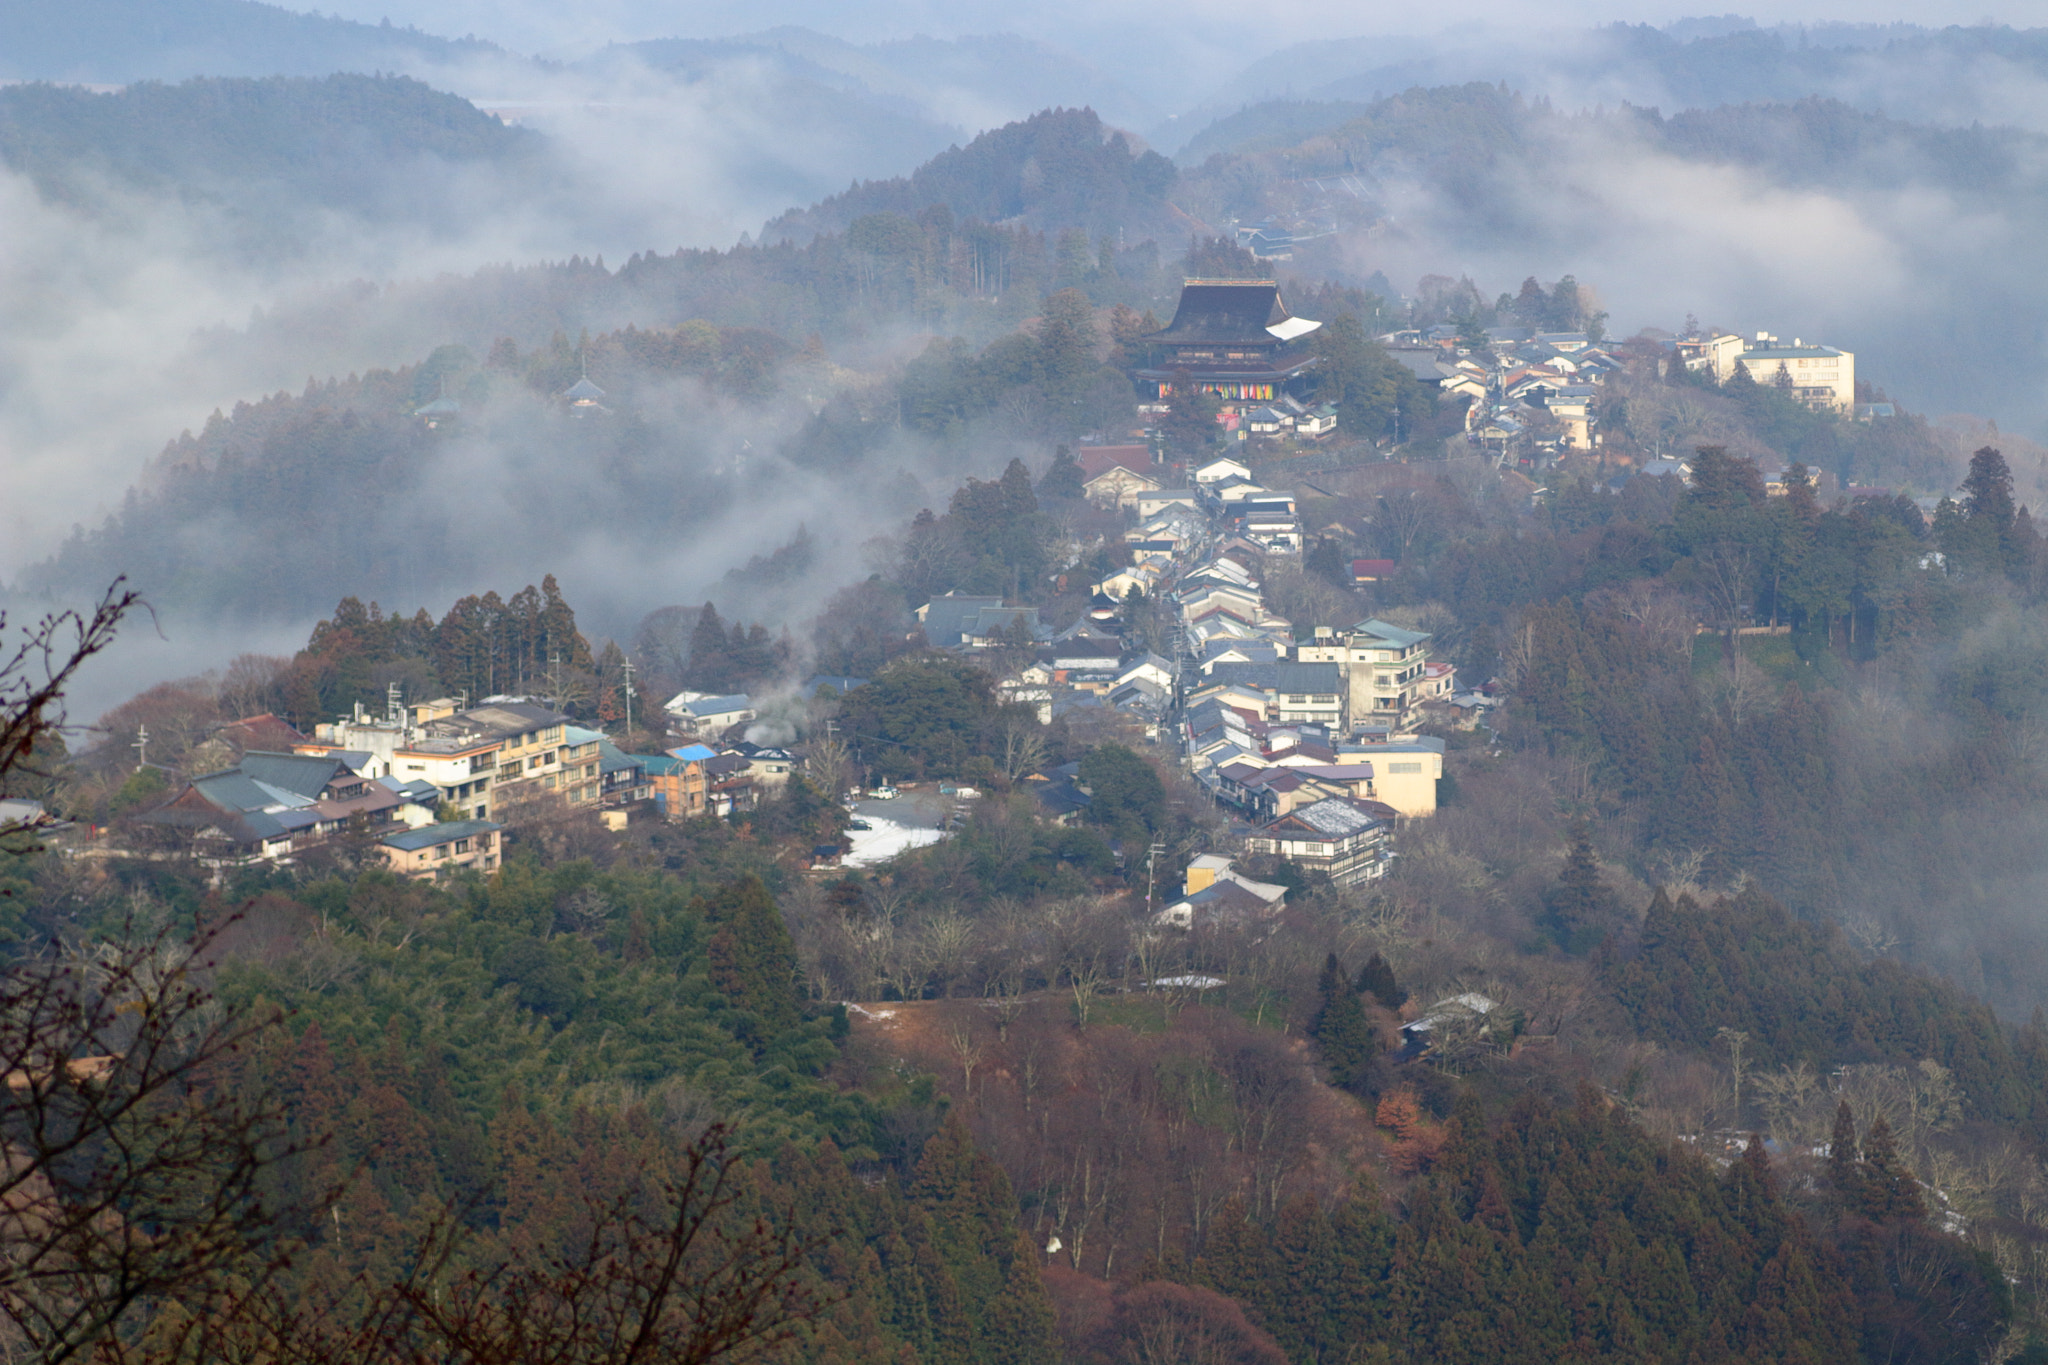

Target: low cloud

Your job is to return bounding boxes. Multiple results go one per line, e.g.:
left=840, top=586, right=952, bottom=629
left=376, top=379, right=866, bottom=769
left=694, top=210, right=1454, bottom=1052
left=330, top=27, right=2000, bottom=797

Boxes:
left=1323, top=111, right=2048, bottom=432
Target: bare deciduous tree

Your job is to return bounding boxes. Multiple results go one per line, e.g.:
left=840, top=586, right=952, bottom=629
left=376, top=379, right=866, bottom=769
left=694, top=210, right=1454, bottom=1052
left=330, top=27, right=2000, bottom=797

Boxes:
left=200, top=1124, right=832, bottom=1365
left=0, top=921, right=318, bottom=1364
left=2, top=581, right=138, bottom=817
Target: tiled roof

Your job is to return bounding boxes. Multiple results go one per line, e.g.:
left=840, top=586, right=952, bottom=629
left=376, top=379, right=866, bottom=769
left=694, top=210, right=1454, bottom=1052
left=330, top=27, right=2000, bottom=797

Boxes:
left=1264, top=797, right=1388, bottom=838
left=380, top=819, right=502, bottom=852
left=1353, top=618, right=1431, bottom=648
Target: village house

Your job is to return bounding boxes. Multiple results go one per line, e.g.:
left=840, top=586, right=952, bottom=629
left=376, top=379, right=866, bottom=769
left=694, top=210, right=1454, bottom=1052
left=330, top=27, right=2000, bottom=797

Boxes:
left=642, top=743, right=715, bottom=820
left=377, top=819, right=503, bottom=879
left=1194, top=457, right=1253, bottom=485
left=1294, top=404, right=1340, bottom=437
left=704, top=753, right=759, bottom=816
left=1350, top=559, right=1398, bottom=585
left=1077, top=445, right=1163, bottom=508
left=916, top=594, right=1043, bottom=648
left=138, top=750, right=435, bottom=860
left=1158, top=854, right=1288, bottom=929
left=1094, top=562, right=1167, bottom=601
left=1343, top=736, right=1446, bottom=816
left=1197, top=661, right=1347, bottom=729
left=1225, top=495, right=1303, bottom=554
left=663, top=692, right=757, bottom=737
left=305, top=698, right=593, bottom=820
left=1133, top=490, right=1200, bottom=519
left=1294, top=618, right=1434, bottom=730
left=595, top=736, right=652, bottom=807
left=727, top=741, right=799, bottom=789
left=1243, top=796, right=1396, bottom=886
left=1734, top=335, right=1854, bottom=412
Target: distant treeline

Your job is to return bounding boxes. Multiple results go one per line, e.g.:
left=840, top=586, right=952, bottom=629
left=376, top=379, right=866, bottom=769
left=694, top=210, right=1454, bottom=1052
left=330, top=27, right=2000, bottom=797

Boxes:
left=0, top=74, right=532, bottom=207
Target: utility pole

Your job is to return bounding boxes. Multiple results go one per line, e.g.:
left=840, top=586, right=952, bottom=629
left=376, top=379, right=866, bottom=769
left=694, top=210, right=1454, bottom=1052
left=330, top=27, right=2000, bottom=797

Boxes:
left=132, top=724, right=148, bottom=773
left=621, top=657, right=635, bottom=735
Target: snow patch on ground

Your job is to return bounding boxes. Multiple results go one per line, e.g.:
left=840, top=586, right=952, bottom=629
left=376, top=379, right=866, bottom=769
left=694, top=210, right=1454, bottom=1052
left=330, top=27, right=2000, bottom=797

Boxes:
left=844, top=814, right=949, bottom=868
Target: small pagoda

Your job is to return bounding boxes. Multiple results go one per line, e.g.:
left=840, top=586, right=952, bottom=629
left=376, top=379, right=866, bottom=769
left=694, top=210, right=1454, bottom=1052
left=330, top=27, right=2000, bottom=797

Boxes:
left=562, top=375, right=609, bottom=416
left=1133, top=279, right=1322, bottom=406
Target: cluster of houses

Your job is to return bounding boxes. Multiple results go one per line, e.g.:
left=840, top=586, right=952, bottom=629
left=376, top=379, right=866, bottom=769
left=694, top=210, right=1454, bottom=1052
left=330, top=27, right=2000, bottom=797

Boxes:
left=1382, top=320, right=1857, bottom=469
left=1174, top=570, right=1453, bottom=889
left=924, top=432, right=1469, bottom=896
left=129, top=689, right=803, bottom=877
left=1384, top=325, right=1618, bottom=464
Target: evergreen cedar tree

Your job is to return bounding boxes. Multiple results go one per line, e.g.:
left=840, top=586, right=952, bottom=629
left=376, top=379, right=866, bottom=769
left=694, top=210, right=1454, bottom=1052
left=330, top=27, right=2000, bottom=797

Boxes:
left=36, top=835, right=2003, bottom=1362
left=1038, top=445, right=1085, bottom=501
left=834, top=654, right=1044, bottom=782
left=1075, top=743, right=1166, bottom=842
left=176, top=864, right=1072, bottom=1365
left=1310, top=953, right=1375, bottom=1086
left=701, top=874, right=806, bottom=1045
left=1606, top=883, right=2048, bottom=1141
left=681, top=601, right=788, bottom=695
left=1356, top=951, right=1407, bottom=1011
left=1542, top=819, right=1623, bottom=953
left=1173, top=1089, right=1996, bottom=1364
left=275, top=575, right=597, bottom=728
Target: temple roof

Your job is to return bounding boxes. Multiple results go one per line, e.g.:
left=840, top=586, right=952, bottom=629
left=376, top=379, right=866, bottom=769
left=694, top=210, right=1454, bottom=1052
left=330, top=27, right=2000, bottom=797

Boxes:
left=1143, top=280, right=1321, bottom=346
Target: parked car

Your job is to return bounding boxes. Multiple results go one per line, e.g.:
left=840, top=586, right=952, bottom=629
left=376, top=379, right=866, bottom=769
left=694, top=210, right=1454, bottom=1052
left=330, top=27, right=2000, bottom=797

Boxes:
left=871, top=786, right=899, bottom=799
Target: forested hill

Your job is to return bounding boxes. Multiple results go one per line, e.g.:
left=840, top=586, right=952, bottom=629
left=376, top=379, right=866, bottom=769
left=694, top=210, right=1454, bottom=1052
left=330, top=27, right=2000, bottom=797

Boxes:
left=1169, top=83, right=2048, bottom=425
left=0, top=0, right=499, bottom=84
left=760, top=108, right=1180, bottom=245
left=1178, top=21, right=2048, bottom=152
left=0, top=75, right=535, bottom=209
left=1181, top=84, right=2044, bottom=200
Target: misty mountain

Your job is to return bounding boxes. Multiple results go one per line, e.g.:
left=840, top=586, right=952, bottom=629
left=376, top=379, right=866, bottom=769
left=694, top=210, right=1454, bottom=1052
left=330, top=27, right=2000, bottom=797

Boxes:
left=596, top=27, right=1155, bottom=131
left=0, top=74, right=533, bottom=208
left=1186, top=86, right=2044, bottom=217
left=0, top=74, right=537, bottom=262
left=1175, top=21, right=2048, bottom=156
left=13, top=192, right=1192, bottom=639
left=1173, top=84, right=2048, bottom=426
left=0, top=0, right=501, bottom=84
left=761, top=107, right=1179, bottom=245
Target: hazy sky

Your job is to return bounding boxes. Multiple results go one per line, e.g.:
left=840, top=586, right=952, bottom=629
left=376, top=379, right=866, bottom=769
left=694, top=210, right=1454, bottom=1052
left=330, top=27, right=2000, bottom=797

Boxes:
left=325, top=1, right=2043, bottom=67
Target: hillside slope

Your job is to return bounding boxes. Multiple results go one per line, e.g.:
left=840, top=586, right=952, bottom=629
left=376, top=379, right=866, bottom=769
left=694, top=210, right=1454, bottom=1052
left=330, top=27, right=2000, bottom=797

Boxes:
left=0, top=0, right=499, bottom=83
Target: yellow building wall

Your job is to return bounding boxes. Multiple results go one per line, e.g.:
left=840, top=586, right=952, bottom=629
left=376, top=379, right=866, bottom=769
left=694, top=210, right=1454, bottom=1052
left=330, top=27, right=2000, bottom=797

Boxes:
left=1370, top=752, right=1442, bottom=816
left=1735, top=350, right=1854, bottom=412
